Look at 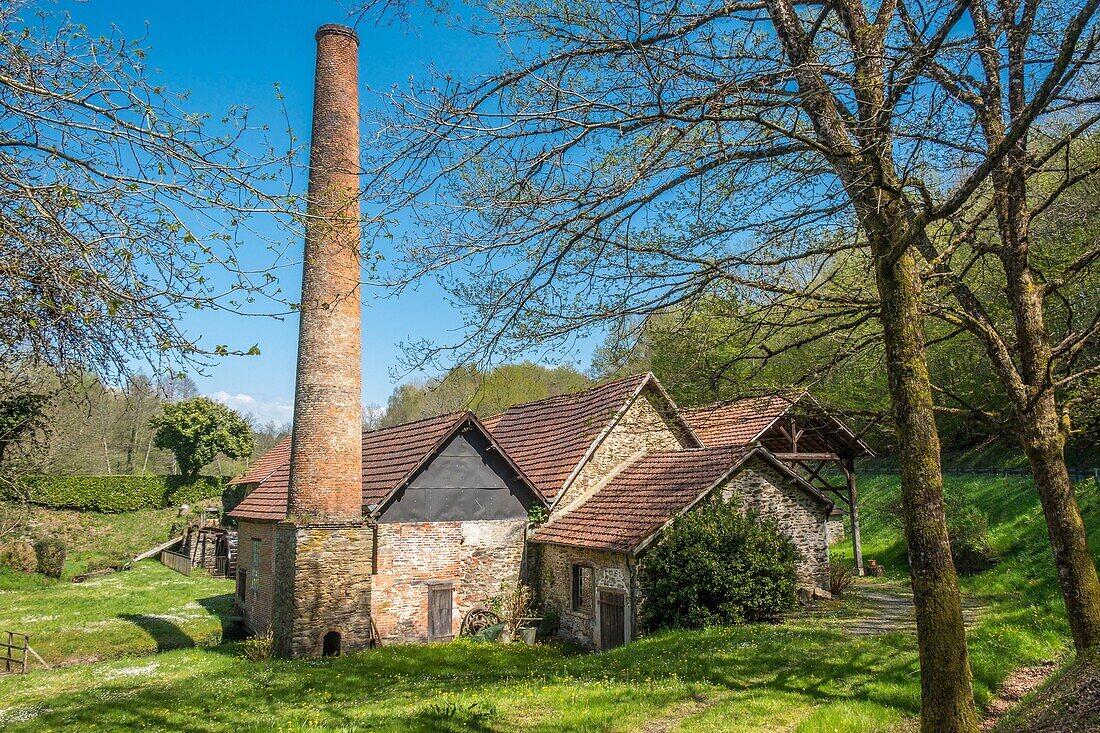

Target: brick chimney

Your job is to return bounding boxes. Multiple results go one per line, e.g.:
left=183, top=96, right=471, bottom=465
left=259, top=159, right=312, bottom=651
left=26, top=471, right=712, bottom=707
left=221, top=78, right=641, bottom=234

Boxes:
left=287, top=24, right=362, bottom=523
left=272, top=25, right=372, bottom=659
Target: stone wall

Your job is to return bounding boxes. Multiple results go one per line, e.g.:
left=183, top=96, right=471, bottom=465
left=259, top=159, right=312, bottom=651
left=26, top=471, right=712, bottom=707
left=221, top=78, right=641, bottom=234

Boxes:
left=236, top=519, right=278, bottom=634
left=721, top=459, right=831, bottom=590
left=372, top=519, right=528, bottom=644
left=535, top=543, right=633, bottom=649
left=826, top=513, right=846, bottom=545
left=271, top=522, right=374, bottom=658
left=553, top=392, right=687, bottom=514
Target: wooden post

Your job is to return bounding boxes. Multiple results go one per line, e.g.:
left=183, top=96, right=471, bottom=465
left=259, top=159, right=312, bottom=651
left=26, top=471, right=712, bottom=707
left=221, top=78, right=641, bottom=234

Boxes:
left=845, top=458, right=864, bottom=576
left=20, top=634, right=27, bottom=675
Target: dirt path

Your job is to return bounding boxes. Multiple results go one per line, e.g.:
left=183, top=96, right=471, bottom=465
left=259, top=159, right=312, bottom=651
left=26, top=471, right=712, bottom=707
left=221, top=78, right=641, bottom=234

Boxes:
left=842, top=582, right=985, bottom=636
left=636, top=694, right=713, bottom=733
left=979, top=661, right=1059, bottom=732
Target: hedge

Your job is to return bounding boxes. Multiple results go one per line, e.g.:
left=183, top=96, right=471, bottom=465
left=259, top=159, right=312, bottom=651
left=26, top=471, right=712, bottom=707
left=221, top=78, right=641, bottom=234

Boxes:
left=15, top=475, right=229, bottom=513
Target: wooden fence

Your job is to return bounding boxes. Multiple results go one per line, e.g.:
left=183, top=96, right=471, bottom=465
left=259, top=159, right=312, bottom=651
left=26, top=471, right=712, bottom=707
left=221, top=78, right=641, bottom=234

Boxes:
left=160, top=549, right=192, bottom=576
left=2, top=631, right=28, bottom=675
left=861, top=466, right=1100, bottom=483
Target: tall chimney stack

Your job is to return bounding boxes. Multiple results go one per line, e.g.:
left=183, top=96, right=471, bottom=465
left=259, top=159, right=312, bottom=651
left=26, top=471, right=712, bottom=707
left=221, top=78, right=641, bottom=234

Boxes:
left=287, top=24, right=362, bottom=523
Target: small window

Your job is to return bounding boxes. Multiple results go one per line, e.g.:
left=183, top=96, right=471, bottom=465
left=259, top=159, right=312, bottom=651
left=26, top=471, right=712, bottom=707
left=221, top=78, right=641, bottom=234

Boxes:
left=250, top=539, right=261, bottom=593
left=571, top=565, right=593, bottom=612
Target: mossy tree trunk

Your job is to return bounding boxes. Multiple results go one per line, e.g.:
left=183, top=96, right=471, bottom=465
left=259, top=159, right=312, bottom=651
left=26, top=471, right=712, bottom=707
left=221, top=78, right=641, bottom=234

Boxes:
left=996, top=161, right=1100, bottom=651
left=871, top=214, right=982, bottom=733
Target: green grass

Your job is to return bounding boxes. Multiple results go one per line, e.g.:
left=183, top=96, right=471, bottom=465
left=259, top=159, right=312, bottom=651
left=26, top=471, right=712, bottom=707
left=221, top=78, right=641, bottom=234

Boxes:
left=0, top=474, right=1096, bottom=732
left=0, top=562, right=234, bottom=666
left=20, top=504, right=206, bottom=578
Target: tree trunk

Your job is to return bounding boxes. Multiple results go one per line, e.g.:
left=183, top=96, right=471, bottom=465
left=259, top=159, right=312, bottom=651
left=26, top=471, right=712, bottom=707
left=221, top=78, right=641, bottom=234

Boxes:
left=995, top=154, right=1100, bottom=650
left=1019, top=395, right=1100, bottom=649
left=875, top=239, right=981, bottom=733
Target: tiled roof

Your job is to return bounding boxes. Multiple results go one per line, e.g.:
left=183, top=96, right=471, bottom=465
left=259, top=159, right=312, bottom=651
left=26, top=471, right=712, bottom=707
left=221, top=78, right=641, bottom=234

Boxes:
left=680, top=394, right=799, bottom=448
left=228, top=412, right=470, bottom=521
left=531, top=446, right=752, bottom=553
left=482, top=373, right=652, bottom=499
left=228, top=436, right=292, bottom=486
left=682, top=392, right=873, bottom=457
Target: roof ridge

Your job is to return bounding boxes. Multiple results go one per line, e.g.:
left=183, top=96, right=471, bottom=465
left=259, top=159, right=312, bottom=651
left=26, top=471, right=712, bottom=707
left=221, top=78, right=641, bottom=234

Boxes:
left=363, top=410, right=469, bottom=435
left=490, top=372, right=651, bottom=415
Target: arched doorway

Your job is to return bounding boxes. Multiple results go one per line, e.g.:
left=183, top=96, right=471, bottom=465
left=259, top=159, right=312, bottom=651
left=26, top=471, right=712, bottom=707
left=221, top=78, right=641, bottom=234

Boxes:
left=322, top=631, right=341, bottom=657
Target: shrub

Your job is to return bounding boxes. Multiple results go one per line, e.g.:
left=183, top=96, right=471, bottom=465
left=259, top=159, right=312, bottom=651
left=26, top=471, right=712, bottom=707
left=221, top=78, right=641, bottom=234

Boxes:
left=33, top=537, right=67, bottom=577
left=641, top=500, right=800, bottom=631
left=0, top=541, right=38, bottom=573
left=946, top=493, right=999, bottom=574
left=239, top=631, right=274, bottom=661
left=492, top=581, right=534, bottom=640
left=538, top=603, right=562, bottom=638
left=829, top=553, right=856, bottom=597
left=18, top=475, right=226, bottom=513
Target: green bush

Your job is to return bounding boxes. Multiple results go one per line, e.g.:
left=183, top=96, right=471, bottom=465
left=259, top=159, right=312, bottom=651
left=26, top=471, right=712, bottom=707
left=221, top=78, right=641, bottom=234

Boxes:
left=33, top=538, right=67, bottom=578
left=239, top=631, right=274, bottom=661
left=16, top=475, right=226, bottom=513
left=641, top=500, right=800, bottom=631
left=829, top=552, right=856, bottom=596
left=0, top=541, right=38, bottom=573
left=946, top=492, right=999, bottom=574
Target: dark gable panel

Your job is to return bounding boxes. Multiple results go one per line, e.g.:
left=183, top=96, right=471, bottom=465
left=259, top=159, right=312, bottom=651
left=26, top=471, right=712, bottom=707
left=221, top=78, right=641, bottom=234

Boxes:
left=378, top=427, right=537, bottom=523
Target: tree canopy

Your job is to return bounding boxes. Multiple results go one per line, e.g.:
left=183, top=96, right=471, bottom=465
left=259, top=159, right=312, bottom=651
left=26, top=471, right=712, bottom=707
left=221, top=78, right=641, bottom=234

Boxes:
left=150, top=397, right=254, bottom=478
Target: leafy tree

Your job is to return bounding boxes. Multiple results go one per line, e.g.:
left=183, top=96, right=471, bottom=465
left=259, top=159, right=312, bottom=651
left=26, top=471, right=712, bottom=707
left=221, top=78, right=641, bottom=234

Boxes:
left=150, top=398, right=253, bottom=478
left=0, top=1, right=295, bottom=384
left=641, top=501, right=800, bottom=630
left=382, top=362, right=590, bottom=426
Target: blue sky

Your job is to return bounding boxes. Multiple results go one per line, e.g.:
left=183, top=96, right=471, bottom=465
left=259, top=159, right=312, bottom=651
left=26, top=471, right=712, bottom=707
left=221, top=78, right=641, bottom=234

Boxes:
left=58, top=0, right=595, bottom=424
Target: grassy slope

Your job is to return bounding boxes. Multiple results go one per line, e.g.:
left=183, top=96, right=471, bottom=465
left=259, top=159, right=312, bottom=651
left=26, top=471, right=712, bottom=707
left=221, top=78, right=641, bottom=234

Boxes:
left=9, top=504, right=194, bottom=580
left=0, top=475, right=1097, bottom=732
left=0, top=562, right=234, bottom=665
left=853, top=475, right=1100, bottom=695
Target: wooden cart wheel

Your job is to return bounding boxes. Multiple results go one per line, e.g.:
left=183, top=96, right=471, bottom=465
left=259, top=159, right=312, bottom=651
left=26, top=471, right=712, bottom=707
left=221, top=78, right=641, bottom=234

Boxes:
left=460, top=608, right=502, bottom=637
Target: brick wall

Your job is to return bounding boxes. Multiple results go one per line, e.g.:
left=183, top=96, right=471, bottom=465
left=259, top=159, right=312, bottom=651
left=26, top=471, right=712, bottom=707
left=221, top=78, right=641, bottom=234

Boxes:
left=371, top=519, right=528, bottom=644
left=826, top=515, right=846, bottom=545
left=722, top=459, right=831, bottom=590
left=272, top=522, right=374, bottom=657
left=287, top=24, right=363, bottom=524
left=237, top=519, right=277, bottom=634
left=554, top=393, right=686, bottom=514
left=535, top=543, right=633, bottom=649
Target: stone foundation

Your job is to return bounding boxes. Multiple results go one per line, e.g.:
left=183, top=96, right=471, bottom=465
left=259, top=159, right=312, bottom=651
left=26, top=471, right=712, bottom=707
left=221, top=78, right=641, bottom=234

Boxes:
left=272, top=522, right=374, bottom=658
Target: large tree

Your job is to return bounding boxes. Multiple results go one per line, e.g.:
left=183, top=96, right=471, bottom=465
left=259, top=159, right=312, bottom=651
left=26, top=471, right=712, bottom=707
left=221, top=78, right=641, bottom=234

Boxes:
left=0, top=1, right=297, bottom=384
left=359, top=0, right=1098, bottom=728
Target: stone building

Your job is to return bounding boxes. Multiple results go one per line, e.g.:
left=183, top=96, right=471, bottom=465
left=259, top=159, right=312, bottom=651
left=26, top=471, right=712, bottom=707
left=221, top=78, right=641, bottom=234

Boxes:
left=230, top=23, right=870, bottom=658
left=229, top=412, right=542, bottom=647
left=230, top=372, right=868, bottom=653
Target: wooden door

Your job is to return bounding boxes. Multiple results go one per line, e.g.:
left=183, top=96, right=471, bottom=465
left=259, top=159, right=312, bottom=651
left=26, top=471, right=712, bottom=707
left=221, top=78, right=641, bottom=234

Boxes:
left=598, top=590, right=626, bottom=650
left=428, top=584, right=453, bottom=640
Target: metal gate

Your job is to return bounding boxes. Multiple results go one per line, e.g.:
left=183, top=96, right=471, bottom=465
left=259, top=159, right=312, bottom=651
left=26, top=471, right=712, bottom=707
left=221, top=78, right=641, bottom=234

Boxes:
left=598, top=590, right=626, bottom=651
left=428, top=584, right=453, bottom=640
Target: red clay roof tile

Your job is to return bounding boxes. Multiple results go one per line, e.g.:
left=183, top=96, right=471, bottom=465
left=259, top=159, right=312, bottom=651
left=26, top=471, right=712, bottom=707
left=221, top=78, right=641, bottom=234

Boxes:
left=482, top=374, right=652, bottom=500
left=531, top=446, right=752, bottom=553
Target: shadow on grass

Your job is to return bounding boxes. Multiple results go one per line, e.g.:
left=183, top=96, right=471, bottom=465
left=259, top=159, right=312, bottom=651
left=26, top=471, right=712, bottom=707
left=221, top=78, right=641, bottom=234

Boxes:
left=118, top=613, right=195, bottom=653
left=10, top=623, right=925, bottom=732
left=197, top=593, right=246, bottom=642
